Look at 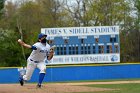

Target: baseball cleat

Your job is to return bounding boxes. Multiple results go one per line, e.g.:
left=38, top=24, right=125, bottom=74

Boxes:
left=36, top=84, right=41, bottom=88
left=19, top=76, right=24, bottom=86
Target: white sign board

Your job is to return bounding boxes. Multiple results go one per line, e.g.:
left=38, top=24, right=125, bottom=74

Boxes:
left=41, top=26, right=120, bottom=65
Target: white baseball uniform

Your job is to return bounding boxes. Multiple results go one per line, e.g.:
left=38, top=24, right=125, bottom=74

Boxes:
left=23, top=42, right=50, bottom=81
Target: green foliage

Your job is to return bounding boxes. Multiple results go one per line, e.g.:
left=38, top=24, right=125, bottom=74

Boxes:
left=120, top=0, right=140, bottom=62
left=0, top=29, right=26, bottom=66
left=87, top=0, right=131, bottom=26
left=0, top=0, right=5, bottom=18
left=135, top=0, right=140, bottom=26
left=0, top=0, right=4, bottom=9
left=135, top=0, right=140, bottom=12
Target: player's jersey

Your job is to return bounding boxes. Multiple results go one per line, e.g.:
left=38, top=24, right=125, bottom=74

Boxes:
left=28, top=42, right=50, bottom=62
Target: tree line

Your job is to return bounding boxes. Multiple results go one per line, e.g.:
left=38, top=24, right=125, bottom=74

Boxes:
left=0, top=0, right=139, bottom=67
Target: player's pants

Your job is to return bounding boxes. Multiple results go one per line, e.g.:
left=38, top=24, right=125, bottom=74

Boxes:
left=23, top=59, right=46, bottom=81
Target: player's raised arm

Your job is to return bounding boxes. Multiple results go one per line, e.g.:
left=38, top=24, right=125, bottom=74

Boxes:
left=47, top=46, right=55, bottom=60
left=18, top=39, right=32, bottom=49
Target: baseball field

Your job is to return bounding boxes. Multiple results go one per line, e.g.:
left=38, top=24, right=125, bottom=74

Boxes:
left=0, top=79, right=140, bottom=93
left=1, top=64, right=140, bottom=93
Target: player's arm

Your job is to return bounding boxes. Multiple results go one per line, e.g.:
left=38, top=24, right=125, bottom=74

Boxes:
left=18, top=39, right=37, bottom=50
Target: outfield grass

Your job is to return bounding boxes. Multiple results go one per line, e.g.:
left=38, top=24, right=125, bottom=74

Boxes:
left=80, top=83, right=140, bottom=93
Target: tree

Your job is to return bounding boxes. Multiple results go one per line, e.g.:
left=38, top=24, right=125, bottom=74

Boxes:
left=0, top=0, right=5, bottom=19
left=63, top=0, right=88, bottom=26
left=120, top=0, right=140, bottom=62
left=0, top=28, right=25, bottom=66
left=16, top=0, right=65, bottom=42
left=36, top=0, right=66, bottom=27
left=135, top=0, right=140, bottom=27
left=0, top=1, right=27, bottom=66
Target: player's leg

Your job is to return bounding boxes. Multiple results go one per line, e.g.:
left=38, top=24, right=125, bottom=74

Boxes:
left=23, top=60, right=36, bottom=81
left=18, top=66, right=26, bottom=86
left=36, top=62, right=46, bottom=88
left=19, top=59, right=36, bottom=86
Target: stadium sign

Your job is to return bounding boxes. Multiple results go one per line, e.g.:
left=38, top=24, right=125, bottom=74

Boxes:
left=41, top=26, right=120, bottom=64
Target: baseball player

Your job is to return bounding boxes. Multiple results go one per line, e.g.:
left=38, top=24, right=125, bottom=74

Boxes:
left=18, top=33, right=54, bottom=88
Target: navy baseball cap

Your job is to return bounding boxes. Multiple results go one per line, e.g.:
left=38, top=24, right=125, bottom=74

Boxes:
left=38, top=33, right=47, bottom=39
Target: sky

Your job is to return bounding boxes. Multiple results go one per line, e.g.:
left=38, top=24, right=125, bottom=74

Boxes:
left=5, top=0, right=77, bottom=7
left=5, top=0, right=35, bottom=4
left=6, top=0, right=16, bottom=3
left=6, top=0, right=76, bottom=3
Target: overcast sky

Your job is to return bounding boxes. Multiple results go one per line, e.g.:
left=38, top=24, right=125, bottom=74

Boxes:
left=6, top=0, right=76, bottom=3
left=6, top=0, right=16, bottom=3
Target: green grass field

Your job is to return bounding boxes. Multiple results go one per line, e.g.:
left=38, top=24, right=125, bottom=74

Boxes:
left=80, top=83, right=140, bottom=93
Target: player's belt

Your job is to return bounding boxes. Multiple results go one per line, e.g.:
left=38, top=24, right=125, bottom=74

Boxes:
left=30, top=59, right=39, bottom=63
